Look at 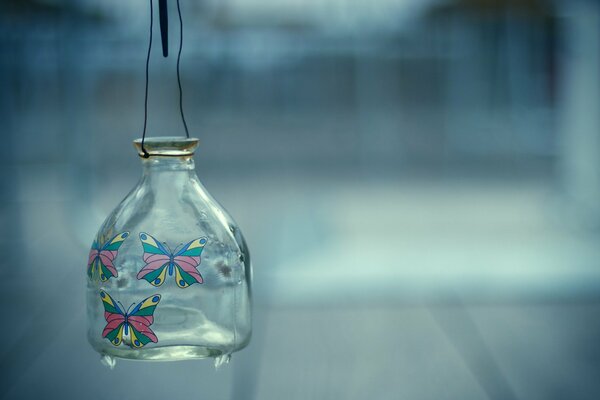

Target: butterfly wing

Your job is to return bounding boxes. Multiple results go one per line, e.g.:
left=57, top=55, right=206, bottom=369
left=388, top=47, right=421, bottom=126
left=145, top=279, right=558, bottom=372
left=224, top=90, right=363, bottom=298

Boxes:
left=100, top=290, right=126, bottom=346
left=102, top=232, right=130, bottom=252
left=127, top=294, right=161, bottom=348
left=137, top=233, right=171, bottom=286
left=87, top=248, right=100, bottom=280
left=96, top=232, right=129, bottom=281
left=173, top=237, right=207, bottom=288
left=87, top=232, right=129, bottom=282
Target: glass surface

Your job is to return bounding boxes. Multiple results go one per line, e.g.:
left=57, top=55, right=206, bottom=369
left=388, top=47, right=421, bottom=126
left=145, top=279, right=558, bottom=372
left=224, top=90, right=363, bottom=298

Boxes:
left=86, top=137, right=252, bottom=362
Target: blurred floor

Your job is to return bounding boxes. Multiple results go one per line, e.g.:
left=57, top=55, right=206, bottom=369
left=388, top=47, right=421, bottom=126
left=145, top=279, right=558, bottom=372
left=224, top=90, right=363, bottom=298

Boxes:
left=4, top=300, right=600, bottom=400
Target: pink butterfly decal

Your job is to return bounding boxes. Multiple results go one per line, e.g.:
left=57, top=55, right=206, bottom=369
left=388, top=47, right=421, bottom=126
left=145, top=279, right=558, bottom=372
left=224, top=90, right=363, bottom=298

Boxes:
left=88, top=232, right=129, bottom=282
left=137, top=232, right=207, bottom=288
left=100, top=290, right=160, bottom=348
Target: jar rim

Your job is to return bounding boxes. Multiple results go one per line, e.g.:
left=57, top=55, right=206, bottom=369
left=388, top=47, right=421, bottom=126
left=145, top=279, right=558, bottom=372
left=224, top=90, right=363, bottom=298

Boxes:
left=133, top=137, right=199, bottom=157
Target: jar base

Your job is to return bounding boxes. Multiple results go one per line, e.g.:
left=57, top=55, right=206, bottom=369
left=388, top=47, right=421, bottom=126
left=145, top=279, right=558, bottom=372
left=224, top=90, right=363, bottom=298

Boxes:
left=96, top=345, right=228, bottom=362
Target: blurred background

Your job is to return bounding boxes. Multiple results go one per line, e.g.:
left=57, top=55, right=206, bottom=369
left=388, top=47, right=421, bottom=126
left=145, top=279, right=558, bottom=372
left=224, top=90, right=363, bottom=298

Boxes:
left=1, top=0, right=600, bottom=398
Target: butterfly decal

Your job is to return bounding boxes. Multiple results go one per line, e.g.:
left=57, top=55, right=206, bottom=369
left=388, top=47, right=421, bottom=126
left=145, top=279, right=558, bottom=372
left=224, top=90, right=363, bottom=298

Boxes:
left=100, top=290, right=161, bottom=348
left=87, top=232, right=129, bottom=282
left=137, top=232, right=207, bottom=289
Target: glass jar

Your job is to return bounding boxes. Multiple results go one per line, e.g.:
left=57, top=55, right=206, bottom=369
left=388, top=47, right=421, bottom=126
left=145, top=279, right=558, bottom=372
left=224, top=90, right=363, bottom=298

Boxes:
left=86, top=137, right=251, bottom=363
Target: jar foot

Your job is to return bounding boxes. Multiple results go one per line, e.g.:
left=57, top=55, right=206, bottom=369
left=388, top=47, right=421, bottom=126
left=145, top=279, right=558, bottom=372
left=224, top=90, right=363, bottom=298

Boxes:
left=214, top=353, right=231, bottom=370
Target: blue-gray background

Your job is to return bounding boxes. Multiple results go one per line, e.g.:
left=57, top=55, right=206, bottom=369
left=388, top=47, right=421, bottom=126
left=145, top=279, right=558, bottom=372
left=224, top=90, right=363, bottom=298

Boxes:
left=1, top=0, right=600, bottom=399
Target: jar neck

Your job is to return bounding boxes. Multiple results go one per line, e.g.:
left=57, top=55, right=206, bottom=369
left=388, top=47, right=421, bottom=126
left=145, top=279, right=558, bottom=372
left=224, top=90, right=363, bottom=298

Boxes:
left=139, top=155, right=198, bottom=196
left=141, top=156, right=196, bottom=174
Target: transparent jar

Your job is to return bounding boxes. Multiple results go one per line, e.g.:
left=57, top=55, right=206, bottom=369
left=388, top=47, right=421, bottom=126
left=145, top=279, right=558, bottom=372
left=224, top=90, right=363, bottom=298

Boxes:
left=86, top=137, right=251, bottom=363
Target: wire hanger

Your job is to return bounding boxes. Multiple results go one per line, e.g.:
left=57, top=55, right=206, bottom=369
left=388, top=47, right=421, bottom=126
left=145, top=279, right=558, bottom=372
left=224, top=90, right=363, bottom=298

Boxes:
left=140, top=0, right=190, bottom=158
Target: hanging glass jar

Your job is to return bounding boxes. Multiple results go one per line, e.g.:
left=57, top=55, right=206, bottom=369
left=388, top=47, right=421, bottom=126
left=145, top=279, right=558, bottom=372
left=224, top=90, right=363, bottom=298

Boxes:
left=86, top=137, right=252, bottom=364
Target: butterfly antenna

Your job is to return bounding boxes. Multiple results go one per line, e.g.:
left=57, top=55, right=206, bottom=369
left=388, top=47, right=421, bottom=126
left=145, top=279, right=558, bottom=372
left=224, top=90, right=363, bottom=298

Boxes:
left=127, top=302, right=136, bottom=314
left=166, top=242, right=176, bottom=255
left=117, top=301, right=126, bottom=312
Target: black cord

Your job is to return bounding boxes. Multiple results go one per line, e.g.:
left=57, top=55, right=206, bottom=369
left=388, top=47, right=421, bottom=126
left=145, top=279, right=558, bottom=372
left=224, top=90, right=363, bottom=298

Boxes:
left=141, top=0, right=153, bottom=158
left=141, top=0, right=189, bottom=157
left=177, top=0, right=190, bottom=138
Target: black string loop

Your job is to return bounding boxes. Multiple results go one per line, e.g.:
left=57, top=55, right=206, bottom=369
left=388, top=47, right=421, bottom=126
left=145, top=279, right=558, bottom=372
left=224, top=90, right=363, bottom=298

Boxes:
left=141, top=0, right=190, bottom=158
left=140, top=0, right=153, bottom=158
left=177, top=0, right=190, bottom=138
